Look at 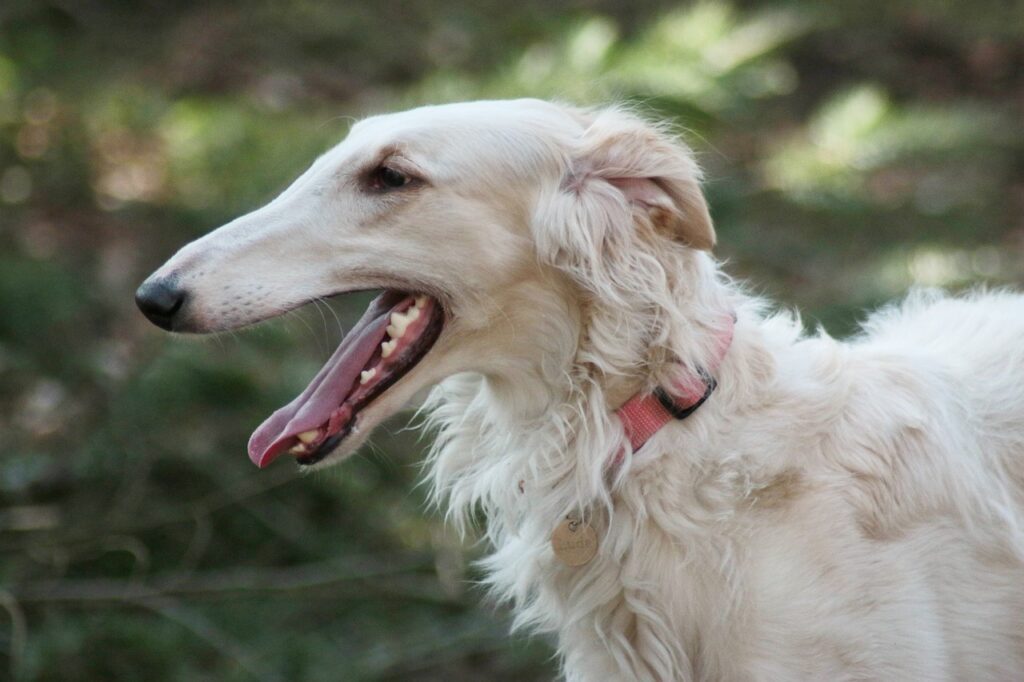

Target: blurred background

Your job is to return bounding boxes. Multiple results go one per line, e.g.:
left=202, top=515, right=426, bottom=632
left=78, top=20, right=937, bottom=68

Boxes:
left=0, top=1, right=1021, bottom=679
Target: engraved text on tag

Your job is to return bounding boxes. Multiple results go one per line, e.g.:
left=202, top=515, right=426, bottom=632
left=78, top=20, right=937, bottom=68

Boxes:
left=551, top=517, right=598, bottom=567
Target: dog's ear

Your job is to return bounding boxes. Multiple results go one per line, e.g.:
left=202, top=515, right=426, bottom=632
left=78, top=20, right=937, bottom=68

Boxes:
left=555, top=108, right=714, bottom=252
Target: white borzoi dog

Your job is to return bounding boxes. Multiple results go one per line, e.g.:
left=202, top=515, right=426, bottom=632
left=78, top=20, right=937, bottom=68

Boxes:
left=136, top=99, right=1024, bottom=681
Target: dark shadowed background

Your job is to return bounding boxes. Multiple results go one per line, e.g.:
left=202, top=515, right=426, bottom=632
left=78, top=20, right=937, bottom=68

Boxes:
left=0, top=1, right=1021, bottom=679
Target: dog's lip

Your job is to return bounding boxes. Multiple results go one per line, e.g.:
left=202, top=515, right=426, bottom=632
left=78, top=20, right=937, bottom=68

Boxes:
left=247, top=291, right=444, bottom=468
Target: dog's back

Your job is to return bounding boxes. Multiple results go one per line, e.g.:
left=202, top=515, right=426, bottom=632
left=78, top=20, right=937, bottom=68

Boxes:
left=858, top=290, right=1024, bottom=510
left=814, top=290, right=1024, bottom=679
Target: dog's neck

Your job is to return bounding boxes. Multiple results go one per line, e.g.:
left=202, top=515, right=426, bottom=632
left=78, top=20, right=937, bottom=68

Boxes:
left=422, top=252, right=768, bottom=676
left=425, top=251, right=741, bottom=527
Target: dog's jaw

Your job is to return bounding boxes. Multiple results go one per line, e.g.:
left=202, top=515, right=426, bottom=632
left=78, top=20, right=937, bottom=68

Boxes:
left=248, top=292, right=446, bottom=469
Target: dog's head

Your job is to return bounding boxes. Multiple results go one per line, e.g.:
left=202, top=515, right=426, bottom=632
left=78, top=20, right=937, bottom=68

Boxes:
left=136, top=99, right=714, bottom=469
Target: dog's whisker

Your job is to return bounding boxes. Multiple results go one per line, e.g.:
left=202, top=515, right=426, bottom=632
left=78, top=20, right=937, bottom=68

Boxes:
left=309, top=298, right=332, bottom=348
left=313, top=296, right=346, bottom=345
left=283, top=307, right=326, bottom=358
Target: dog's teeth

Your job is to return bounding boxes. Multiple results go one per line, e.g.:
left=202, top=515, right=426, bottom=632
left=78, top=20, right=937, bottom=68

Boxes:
left=386, top=320, right=407, bottom=339
left=414, top=296, right=427, bottom=309
left=360, top=368, right=377, bottom=384
left=296, top=429, right=319, bottom=444
left=389, top=311, right=412, bottom=338
left=406, top=306, right=420, bottom=322
left=381, top=339, right=397, bottom=358
left=289, top=442, right=307, bottom=455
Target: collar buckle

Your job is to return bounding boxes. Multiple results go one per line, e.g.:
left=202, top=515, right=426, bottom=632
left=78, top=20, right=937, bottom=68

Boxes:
left=654, top=368, right=717, bottom=421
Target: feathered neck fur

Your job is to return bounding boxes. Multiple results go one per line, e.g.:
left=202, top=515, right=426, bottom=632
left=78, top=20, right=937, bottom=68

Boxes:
left=422, top=247, right=775, bottom=679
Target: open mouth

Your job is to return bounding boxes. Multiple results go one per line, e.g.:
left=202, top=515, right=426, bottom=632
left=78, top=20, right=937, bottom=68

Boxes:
left=247, top=290, right=444, bottom=468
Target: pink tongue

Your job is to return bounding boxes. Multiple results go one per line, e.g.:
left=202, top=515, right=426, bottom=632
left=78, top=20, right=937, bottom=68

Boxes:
left=247, top=293, right=403, bottom=468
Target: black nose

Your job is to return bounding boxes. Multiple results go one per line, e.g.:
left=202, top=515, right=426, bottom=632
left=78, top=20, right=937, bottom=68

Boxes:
left=135, top=279, right=186, bottom=330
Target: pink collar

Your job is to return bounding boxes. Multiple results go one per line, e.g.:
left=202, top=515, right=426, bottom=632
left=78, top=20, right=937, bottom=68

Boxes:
left=609, top=314, right=735, bottom=473
left=517, top=315, right=736, bottom=495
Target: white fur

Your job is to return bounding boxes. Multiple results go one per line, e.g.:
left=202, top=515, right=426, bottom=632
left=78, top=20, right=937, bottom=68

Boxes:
left=149, top=99, right=1024, bottom=680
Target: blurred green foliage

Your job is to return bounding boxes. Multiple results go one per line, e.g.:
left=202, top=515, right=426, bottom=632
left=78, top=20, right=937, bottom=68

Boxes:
left=0, top=1, right=1021, bottom=680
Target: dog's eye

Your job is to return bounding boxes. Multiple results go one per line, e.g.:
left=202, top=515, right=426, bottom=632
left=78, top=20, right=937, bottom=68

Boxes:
left=370, top=165, right=411, bottom=191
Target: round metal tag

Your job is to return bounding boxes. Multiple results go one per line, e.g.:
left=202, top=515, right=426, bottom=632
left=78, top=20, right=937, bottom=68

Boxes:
left=550, top=517, right=598, bottom=567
